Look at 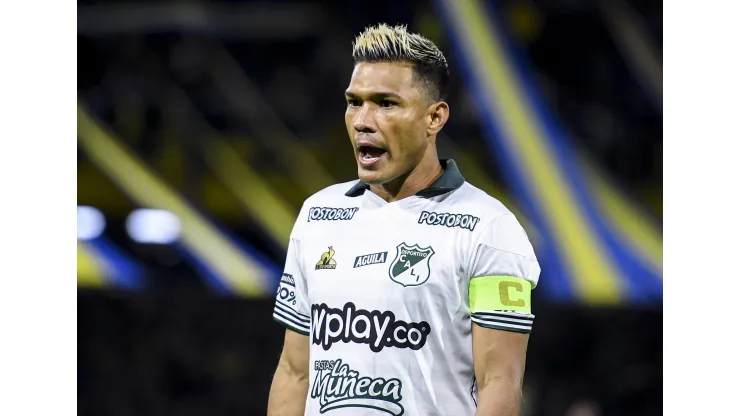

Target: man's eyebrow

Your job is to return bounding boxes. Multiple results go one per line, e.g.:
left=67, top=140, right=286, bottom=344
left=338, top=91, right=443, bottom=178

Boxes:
left=345, top=91, right=403, bottom=100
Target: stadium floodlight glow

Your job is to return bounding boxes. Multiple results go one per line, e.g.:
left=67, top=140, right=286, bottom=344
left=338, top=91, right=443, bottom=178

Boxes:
left=125, top=209, right=182, bottom=244
left=77, top=205, right=106, bottom=240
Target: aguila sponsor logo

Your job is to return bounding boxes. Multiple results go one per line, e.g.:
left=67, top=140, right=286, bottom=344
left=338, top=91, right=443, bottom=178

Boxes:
left=353, top=251, right=388, bottom=268
left=418, top=210, right=480, bottom=231
left=308, top=206, right=360, bottom=222
left=311, top=302, right=431, bottom=352
left=311, top=359, right=404, bottom=415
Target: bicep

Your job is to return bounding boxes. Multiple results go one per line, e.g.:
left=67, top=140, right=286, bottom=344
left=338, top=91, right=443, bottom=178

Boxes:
left=472, top=324, right=529, bottom=388
left=274, top=234, right=311, bottom=376
left=468, top=275, right=533, bottom=387
left=278, top=329, right=310, bottom=378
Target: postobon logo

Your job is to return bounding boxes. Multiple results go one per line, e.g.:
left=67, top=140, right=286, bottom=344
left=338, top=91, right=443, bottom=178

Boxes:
left=418, top=211, right=480, bottom=231
left=311, top=302, right=431, bottom=352
left=308, top=207, right=360, bottom=222
left=311, top=359, right=404, bottom=415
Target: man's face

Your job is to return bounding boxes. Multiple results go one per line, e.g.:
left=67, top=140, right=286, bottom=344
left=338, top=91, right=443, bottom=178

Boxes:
left=345, top=62, right=432, bottom=185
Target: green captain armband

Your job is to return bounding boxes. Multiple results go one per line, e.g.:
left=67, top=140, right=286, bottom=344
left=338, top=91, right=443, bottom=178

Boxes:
left=469, top=275, right=532, bottom=313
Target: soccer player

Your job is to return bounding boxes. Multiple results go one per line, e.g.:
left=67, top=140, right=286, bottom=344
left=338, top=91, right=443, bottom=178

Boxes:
left=268, top=23, right=540, bottom=416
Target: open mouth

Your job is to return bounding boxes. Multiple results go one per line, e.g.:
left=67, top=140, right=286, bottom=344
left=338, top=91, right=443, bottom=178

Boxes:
left=357, top=144, right=388, bottom=166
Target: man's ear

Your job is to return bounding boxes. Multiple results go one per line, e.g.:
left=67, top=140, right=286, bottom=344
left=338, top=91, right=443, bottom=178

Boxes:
left=427, top=101, right=450, bottom=136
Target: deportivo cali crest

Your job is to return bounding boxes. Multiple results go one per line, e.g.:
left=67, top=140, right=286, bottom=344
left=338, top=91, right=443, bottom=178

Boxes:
left=389, top=243, right=435, bottom=287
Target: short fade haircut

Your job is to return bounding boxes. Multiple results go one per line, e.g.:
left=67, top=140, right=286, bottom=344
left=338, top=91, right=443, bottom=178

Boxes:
left=352, top=23, right=450, bottom=102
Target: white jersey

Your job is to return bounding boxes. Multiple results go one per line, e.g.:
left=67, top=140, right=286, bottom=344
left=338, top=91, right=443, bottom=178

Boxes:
left=273, top=160, right=541, bottom=416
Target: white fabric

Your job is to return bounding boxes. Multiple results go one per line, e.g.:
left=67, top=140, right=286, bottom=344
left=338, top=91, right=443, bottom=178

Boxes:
left=272, top=180, right=540, bottom=416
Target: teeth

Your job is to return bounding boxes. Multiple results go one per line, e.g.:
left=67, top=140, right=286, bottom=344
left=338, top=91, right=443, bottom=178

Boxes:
left=363, top=154, right=378, bottom=161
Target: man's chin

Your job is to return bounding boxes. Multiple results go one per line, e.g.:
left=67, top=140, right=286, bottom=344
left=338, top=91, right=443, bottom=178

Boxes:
left=357, top=166, right=389, bottom=185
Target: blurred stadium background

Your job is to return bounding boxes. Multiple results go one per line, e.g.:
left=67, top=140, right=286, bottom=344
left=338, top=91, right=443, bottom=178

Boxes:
left=77, top=0, right=662, bottom=415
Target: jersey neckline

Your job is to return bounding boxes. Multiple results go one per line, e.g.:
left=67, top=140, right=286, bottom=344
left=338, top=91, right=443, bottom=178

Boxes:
left=344, top=159, right=466, bottom=200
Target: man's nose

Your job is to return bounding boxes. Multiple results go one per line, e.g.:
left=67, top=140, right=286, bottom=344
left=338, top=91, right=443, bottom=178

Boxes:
left=353, top=104, right=376, bottom=133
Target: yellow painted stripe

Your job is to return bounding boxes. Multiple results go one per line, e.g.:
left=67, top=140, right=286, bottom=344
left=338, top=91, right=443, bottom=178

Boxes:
left=597, top=0, right=662, bottom=111
left=210, top=45, right=336, bottom=194
left=453, top=0, right=622, bottom=303
left=205, top=139, right=296, bottom=249
left=77, top=103, right=269, bottom=297
left=77, top=241, right=107, bottom=287
left=142, top=81, right=299, bottom=247
left=583, top=165, right=663, bottom=277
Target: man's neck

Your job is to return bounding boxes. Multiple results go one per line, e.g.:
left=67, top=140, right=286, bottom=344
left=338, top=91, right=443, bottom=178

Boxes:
left=370, top=155, right=444, bottom=203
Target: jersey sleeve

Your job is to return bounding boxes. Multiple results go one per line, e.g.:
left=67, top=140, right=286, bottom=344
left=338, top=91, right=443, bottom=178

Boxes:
left=272, top=228, right=312, bottom=336
left=467, top=214, right=541, bottom=334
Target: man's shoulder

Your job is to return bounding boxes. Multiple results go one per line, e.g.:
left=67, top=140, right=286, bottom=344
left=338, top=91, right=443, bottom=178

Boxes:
left=303, top=180, right=362, bottom=206
left=450, top=182, right=515, bottom=220
left=450, top=184, right=536, bottom=260
left=292, top=180, right=363, bottom=224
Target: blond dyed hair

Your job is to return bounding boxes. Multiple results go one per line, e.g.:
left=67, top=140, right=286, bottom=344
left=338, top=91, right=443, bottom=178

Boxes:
left=352, top=23, right=450, bottom=101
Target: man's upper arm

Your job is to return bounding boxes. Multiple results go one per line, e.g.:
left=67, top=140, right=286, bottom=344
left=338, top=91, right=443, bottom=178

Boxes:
left=472, top=323, right=529, bottom=387
left=271, top=206, right=312, bottom=402
left=273, top=237, right=311, bottom=335
left=468, top=213, right=539, bottom=387
left=274, top=203, right=311, bottom=336
left=467, top=214, right=540, bottom=334
left=278, top=327, right=310, bottom=377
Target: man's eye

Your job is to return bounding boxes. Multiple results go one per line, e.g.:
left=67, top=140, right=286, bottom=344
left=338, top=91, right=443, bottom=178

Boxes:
left=347, top=99, right=360, bottom=107
left=379, top=100, right=395, bottom=108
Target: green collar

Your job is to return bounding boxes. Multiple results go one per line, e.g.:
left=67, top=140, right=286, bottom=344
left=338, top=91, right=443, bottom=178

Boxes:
left=345, top=159, right=465, bottom=198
